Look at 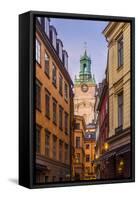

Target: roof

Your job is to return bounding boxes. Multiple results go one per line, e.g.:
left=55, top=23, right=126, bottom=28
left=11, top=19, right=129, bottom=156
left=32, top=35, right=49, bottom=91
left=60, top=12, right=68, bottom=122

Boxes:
left=84, top=132, right=96, bottom=140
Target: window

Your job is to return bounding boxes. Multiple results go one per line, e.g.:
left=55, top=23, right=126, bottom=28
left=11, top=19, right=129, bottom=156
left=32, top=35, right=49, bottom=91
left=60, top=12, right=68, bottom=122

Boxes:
left=64, top=82, right=68, bottom=100
left=37, top=17, right=41, bottom=23
left=65, top=143, right=68, bottom=163
left=65, top=112, right=69, bottom=134
left=86, top=144, right=90, bottom=149
left=118, top=36, right=123, bottom=67
left=85, top=167, right=90, bottom=174
left=53, top=136, right=57, bottom=160
left=74, top=123, right=80, bottom=130
left=44, top=18, right=50, bottom=37
left=59, top=105, right=63, bottom=130
left=105, top=101, right=108, bottom=114
left=76, top=153, right=80, bottom=163
left=52, top=176, right=56, bottom=182
left=52, top=64, right=57, bottom=86
left=83, top=63, right=87, bottom=72
left=36, top=39, right=41, bottom=64
left=36, top=80, right=41, bottom=111
left=118, top=92, right=123, bottom=127
left=45, top=89, right=50, bottom=119
left=59, top=74, right=63, bottom=95
left=45, top=176, right=48, bottom=183
left=86, top=154, right=90, bottom=162
left=45, top=130, right=50, bottom=157
left=36, top=125, right=41, bottom=153
left=76, top=137, right=80, bottom=148
left=59, top=140, right=63, bottom=162
left=59, top=177, right=63, bottom=181
left=44, top=52, right=50, bottom=77
left=53, top=98, right=57, bottom=124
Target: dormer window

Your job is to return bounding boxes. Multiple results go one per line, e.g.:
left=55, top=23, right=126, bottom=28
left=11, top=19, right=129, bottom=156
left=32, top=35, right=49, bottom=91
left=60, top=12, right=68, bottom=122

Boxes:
left=50, top=26, right=57, bottom=49
left=63, top=50, right=68, bottom=70
left=37, top=17, right=41, bottom=23
left=44, top=18, right=50, bottom=37
left=57, top=39, right=63, bottom=60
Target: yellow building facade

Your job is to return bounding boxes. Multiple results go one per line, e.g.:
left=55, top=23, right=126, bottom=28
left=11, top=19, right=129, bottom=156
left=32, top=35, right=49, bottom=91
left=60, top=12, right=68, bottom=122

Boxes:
left=72, top=115, right=86, bottom=180
left=35, top=17, right=73, bottom=183
left=103, top=22, right=131, bottom=178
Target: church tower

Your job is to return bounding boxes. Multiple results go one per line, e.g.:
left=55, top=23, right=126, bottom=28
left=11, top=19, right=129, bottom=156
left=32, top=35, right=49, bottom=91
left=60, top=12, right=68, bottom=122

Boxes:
left=74, top=49, right=96, bottom=125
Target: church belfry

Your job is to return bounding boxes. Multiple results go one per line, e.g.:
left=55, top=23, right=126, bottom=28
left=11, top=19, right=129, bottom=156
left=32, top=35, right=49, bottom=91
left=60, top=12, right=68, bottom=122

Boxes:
left=75, top=49, right=96, bottom=85
left=74, top=48, right=96, bottom=125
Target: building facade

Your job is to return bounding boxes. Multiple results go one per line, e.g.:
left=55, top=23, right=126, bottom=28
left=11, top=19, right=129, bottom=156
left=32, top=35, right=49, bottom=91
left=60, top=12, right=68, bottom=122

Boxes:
left=35, top=17, right=74, bottom=183
left=72, top=115, right=86, bottom=180
left=94, top=78, right=109, bottom=179
left=102, top=22, right=131, bottom=179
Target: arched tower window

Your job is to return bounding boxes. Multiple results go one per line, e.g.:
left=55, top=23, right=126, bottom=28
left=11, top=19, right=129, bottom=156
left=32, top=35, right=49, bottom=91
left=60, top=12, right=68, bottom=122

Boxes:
left=83, top=63, right=87, bottom=72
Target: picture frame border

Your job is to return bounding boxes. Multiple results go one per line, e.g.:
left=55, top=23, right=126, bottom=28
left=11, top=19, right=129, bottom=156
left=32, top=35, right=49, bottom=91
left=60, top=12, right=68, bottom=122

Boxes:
left=19, top=11, right=135, bottom=189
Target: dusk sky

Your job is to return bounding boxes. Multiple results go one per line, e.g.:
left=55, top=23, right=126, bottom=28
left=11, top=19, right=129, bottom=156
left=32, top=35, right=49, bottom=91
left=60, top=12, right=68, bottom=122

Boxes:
left=51, top=18, right=108, bottom=84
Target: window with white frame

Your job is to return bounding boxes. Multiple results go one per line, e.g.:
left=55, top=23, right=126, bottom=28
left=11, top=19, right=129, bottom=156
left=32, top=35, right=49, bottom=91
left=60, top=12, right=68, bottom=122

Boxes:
left=44, top=52, right=50, bottom=77
left=36, top=39, right=41, bottom=64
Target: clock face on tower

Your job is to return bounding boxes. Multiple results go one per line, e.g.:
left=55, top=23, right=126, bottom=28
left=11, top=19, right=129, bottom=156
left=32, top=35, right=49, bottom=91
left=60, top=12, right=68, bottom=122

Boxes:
left=81, top=84, right=88, bottom=92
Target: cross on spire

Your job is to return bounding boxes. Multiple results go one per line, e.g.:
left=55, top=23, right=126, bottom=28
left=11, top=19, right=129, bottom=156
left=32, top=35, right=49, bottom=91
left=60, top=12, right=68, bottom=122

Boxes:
left=84, top=42, right=87, bottom=54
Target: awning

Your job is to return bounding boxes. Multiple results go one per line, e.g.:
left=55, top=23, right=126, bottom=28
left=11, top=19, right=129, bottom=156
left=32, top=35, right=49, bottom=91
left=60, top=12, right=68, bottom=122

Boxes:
left=99, top=144, right=131, bottom=161
left=116, top=145, right=130, bottom=156
left=100, top=152, right=116, bottom=161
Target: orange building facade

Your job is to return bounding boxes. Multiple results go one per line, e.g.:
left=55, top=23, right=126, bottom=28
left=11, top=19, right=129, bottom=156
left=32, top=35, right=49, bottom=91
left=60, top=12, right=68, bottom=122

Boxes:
left=84, top=123, right=96, bottom=180
left=35, top=17, right=74, bottom=183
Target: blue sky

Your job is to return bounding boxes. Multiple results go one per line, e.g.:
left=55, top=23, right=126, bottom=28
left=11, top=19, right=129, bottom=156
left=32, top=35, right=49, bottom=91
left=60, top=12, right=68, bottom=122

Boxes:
left=51, top=18, right=108, bottom=84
